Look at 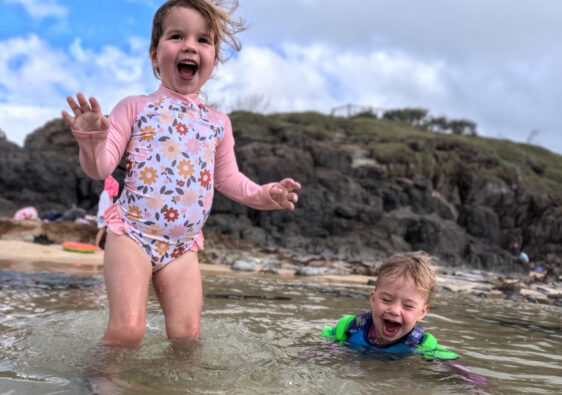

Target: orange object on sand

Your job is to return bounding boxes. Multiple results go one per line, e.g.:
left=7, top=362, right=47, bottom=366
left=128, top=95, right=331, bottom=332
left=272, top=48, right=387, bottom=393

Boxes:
left=62, top=241, right=96, bottom=253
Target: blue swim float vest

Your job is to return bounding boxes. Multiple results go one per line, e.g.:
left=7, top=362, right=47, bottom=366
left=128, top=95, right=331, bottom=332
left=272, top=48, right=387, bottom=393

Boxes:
left=321, top=311, right=459, bottom=361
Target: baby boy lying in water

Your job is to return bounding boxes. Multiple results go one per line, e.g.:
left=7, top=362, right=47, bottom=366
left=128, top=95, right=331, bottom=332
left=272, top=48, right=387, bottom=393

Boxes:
left=321, top=252, right=458, bottom=360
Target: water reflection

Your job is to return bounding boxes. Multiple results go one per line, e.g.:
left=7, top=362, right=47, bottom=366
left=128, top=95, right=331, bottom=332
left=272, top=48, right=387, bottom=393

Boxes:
left=0, top=270, right=560, bottom=394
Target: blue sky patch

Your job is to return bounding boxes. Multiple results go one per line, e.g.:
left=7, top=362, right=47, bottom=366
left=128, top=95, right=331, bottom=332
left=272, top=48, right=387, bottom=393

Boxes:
left=7, top=54, right=28, bottom=72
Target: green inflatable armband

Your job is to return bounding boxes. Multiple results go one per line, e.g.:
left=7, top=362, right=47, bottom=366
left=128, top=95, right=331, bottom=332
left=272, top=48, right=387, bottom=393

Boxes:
left=415, top=333, right=459, bottom=361
left=321, top=315, right=355, bottom=341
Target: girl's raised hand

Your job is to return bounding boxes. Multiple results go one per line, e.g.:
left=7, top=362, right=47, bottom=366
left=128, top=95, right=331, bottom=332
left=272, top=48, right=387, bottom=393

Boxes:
left=62, top=93, right=109, bottom=132
left=270, top=178, right=301, bottom=210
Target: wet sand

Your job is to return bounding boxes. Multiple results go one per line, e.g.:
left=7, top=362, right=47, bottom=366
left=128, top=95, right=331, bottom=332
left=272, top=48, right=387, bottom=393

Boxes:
left=2, top=239, right=561, bottom=307
left=0, top=239, right=372, bottom=286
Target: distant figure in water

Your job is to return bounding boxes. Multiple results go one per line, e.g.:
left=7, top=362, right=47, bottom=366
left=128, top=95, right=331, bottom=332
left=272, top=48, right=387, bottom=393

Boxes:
left=321, top=252, right=458, bottom=361
left=61, top=0, right=300, bottom=347
left=95, top=176, right=119, bottom=250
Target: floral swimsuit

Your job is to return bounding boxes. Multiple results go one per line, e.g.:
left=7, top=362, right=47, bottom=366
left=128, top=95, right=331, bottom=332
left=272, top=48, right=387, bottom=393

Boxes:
left=73, top=86, right=280, bottom=271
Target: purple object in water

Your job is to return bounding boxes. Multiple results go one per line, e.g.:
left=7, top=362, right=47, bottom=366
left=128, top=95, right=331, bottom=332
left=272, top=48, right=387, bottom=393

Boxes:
left=446, top=361, right=487, bottom=385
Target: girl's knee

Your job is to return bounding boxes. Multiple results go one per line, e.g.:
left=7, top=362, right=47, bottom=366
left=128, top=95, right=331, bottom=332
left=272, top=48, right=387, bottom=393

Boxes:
left=103, top=322, right=146, bottom=347
left=166, top=318, right=201, bottom=339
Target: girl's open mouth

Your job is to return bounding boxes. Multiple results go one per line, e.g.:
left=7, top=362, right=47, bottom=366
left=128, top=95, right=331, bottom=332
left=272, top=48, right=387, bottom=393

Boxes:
left=178, top=61, right=198, bottom=78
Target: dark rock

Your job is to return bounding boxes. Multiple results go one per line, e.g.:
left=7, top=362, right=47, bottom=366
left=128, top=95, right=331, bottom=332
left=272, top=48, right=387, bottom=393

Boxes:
left=33, top=234, right=55, bottom=245
left=1, top=113, right=561, bottom=275
left=259, top=266, right=279, bottom=275
left=544, top=269, right=559, bottom=284
left=458, top=205, right=500, bottom=243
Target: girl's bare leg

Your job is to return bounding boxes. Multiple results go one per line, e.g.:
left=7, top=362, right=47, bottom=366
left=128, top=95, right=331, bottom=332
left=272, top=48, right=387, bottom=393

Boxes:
left=152, top=251, right=202, bottom=339
left=101, top=231, right=153, bottom=347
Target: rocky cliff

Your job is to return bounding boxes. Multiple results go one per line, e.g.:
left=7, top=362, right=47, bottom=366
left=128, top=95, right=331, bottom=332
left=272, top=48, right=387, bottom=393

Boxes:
left=1, top=112, right=561, bottom=273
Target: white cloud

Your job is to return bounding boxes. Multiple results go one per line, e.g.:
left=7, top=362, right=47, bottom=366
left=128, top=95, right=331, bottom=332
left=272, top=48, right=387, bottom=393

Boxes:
left=0, top=34, right=155, bottom=146
left=206, top=44, right=446, bottom=115
left=1, top=0, right=561, bottom=156
left=239, top=0, right=562, bottom=61
left=0, top=104, right=60, bottom=145
left=205, top=40, right=561, bottom=153
left=5, top=0, right=67, bottom=19
left=0, top=35, right=75, bottom=105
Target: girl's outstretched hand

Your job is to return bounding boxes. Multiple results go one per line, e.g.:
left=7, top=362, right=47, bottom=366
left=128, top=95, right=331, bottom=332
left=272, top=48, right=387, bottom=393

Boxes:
left=270, top=178, right=301, bottom=210
left=61, top=93, right=109, bottom=132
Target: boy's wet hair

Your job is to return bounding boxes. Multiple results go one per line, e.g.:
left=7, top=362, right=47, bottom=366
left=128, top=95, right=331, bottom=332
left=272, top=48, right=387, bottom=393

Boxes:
left=374, top=251, right=436, bottom=303
left=150, top=0, right=245, bottom=77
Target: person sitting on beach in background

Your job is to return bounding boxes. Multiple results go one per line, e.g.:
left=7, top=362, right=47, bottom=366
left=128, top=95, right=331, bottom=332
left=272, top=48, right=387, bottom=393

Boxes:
left=61, top=0, right=301, bottom=347
left=94, top=176, right=119, bottom=250
left=321, top=252, right=458, bottom=360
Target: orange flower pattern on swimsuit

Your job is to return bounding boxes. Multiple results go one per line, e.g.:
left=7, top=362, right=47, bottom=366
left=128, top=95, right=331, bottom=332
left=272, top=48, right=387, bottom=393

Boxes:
left=117, top=95, right=224, bottom=266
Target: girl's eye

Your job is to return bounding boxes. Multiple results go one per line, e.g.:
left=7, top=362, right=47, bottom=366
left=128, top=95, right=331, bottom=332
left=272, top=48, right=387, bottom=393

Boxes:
left=404, top=305, right=414, bottom=310
left=198, top=37, right=210, bottom=44
left=171, top=34, right=182, bottom=40
left=382, top=298, right=391, bottom=303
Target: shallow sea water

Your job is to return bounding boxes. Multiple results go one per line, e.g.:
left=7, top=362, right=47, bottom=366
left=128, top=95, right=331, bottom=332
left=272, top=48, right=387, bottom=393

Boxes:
left=0, top=269, right=561, bottom=394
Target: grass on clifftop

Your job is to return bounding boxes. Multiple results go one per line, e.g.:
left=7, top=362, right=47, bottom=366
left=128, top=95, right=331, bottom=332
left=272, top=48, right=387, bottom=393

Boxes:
left=229, top=110, right=562, bottom=199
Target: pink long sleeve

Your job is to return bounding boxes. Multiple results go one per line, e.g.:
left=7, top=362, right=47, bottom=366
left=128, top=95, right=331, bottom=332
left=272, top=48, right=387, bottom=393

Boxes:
left=71, top=97, right=138, bottom=180
left=72, top=91, right=280, bottom=211
left=214, top=116, right=282, bottom=211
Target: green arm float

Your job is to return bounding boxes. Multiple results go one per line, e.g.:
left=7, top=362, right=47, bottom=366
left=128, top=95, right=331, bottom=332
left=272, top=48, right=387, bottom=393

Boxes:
left=320, top=315, right=356, bottom=341
left=415, top=333, right=459, bottom=360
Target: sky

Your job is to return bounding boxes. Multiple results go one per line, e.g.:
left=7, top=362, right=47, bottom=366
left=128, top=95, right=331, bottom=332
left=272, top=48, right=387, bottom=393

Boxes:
left=0, top=0, right=560, bottom=155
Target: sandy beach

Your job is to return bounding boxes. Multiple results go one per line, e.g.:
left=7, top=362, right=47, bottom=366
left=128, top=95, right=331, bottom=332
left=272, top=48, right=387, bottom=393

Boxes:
left=0, top=239, right=373, bottom=286
left=1, top=237, right=561, bottom=307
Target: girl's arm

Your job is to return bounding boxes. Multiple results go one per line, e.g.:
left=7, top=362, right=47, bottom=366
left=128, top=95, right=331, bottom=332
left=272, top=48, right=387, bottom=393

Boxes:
left=62, top=93, right=132, bottom=180
left=214, top=116, right=300, bottom=210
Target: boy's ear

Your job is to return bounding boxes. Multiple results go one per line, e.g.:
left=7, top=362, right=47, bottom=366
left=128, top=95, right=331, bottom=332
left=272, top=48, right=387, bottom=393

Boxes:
left=369, top=290, right=376, bottom=310
left=419, top=304, right=430, bottom=320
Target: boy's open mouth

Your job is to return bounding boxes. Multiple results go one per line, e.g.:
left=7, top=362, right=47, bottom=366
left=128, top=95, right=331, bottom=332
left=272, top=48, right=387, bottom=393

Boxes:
left=178, top=61, right=198, bottom=78
left=382, top=319, right=401, bottom=337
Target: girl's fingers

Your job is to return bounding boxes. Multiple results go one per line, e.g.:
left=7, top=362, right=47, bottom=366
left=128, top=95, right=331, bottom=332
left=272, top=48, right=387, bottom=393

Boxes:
left=89, top=97, right=103, bottom=114
left=61, top=110, right=74, bottom=127
left=279, top=178, right=301, bottom=191
left=66, top=96, right=81, bottom=116
left=76, top=93, right=91, bottom=113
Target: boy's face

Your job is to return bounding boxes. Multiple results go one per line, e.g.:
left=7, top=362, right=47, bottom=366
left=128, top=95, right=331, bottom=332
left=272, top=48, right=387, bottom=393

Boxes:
left=152, top=7, right=216, bottom=95
left=370, top=273, right=430, bottom=345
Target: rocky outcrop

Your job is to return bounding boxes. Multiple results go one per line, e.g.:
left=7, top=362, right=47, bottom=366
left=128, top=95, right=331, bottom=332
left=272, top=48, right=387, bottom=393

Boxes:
left=1, top=112, right=561, bottom=273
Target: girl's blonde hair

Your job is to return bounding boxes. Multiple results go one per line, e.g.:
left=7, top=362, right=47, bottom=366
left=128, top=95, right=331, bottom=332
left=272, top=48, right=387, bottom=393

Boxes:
left=375, top=251, right=437, bottom=303
left=149, top=0, right=245, bottom=77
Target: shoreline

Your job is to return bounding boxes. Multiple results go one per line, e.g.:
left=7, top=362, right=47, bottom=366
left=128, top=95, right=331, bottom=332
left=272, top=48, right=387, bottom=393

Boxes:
left=1, top=239, right=561, bottom=307
left=0, top=239, right=380, bottom=287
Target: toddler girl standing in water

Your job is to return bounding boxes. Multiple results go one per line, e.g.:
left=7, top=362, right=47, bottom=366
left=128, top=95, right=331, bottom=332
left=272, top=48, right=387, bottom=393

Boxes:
left=62, top=0, right=300, bottom=347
